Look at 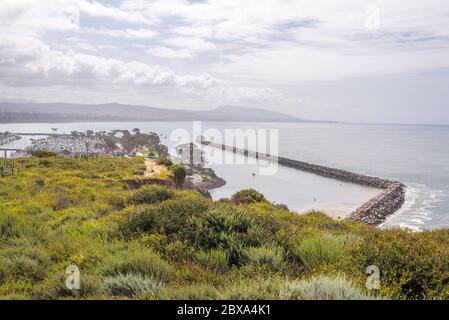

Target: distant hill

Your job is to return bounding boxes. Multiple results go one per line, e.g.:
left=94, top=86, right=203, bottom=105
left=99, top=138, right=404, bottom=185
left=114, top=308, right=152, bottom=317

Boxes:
left=0, top=101, right=310, bottom=123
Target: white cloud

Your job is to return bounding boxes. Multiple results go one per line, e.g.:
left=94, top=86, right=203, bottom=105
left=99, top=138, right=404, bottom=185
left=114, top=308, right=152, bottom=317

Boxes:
left=0, top=33, right=282, bottom=104
left=0, top=0, right=80, bottom=34
left=165, top=37, right=216, bottom=51
left=1, top=0, right=449, bottom=120
left=84, top=27, right=158, bottom=39
left=148, top=37, right=216, bottom=58
left=147, top=46, right=193, bottom=59
left=77, top=0, right=150, bottom=24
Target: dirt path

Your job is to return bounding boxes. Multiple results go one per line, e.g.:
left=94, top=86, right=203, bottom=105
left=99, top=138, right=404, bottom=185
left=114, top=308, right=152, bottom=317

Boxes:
left=144, top=160, right=164, bottom=178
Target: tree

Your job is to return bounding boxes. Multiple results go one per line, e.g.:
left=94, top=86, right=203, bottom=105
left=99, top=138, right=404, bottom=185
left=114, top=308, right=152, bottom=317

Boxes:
left=157, top=157, right=173, bottom=167
left=170, top=164, right=186, bottom=189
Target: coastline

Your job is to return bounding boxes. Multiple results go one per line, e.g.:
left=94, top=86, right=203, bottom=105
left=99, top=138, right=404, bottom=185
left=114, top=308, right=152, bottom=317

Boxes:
left=202, top=140, right=406, bottom=226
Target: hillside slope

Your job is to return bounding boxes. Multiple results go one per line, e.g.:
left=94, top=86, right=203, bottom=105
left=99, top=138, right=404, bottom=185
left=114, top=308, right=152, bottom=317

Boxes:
left=0, top=102, right=306, bottom=123
left=0, top=156, right=448, bottom=300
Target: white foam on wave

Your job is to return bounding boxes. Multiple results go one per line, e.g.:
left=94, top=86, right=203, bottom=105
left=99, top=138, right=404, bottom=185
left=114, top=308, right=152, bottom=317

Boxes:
left=381, top=183, right=444, bottom=232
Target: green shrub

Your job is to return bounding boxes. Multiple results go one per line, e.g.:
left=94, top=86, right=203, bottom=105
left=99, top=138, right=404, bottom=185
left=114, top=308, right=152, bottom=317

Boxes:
left=35, top=273, right=101, bottom=300
left=31, top=150, right=58, bottom=158
left=38, top=159, right=53, bottom=167
left=0, top=213, right=27, bottom=239
left=195, top=206, right=253, bottom=249
left=158, top=284, right=219, bottom=300
left=127, top=185, right=174, bottom=205
left=164, top=240, right=194, bottom=262
left=100, top=247, right=174, bottom=281
left=156, top=157, right=173, bottom=167
left=195, top=249, right=229, bottom=272
left=101, top=273, right=165, bottom=298
left=231, top=189, right=266, bottom=205
left=7, top=256, right=47, bottom=281
left=3, top=155, right=449, bottom=301
left=244, top=245, right=285, bottom=272
left=169, top=164, right=186, bottom=189
left=137, top=233, right=166, bottom=252
left=0, top=212, right=42, bottom=241
left=343, top=229, right=449, bottom=299
left=281, top=275, right=376, bottom=300
left=292, top=234, right=346, bottom=269
left=220, top=278, right=282, bottom=300
left=0, top=258, right=9, bottom=284
left=107, top=194, right=126, bottom=210
left=123, top=197, right=211, bottom=241
left=194, top=206, right=254, bottom=266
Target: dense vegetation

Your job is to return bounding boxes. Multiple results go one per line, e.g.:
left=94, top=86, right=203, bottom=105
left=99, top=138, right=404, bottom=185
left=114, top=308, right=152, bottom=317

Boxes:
left=1, top=156, right=449, bottom=300
left=101, top=129, right=168, bottom=157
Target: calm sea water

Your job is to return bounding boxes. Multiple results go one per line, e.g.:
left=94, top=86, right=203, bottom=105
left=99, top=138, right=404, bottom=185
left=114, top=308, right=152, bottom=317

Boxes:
left=2, top=121, right=448, bottom=230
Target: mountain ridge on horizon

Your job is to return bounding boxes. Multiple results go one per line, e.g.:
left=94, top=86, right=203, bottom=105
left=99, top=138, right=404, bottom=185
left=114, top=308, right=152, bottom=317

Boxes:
left=0, top=100, right=328, bottom=124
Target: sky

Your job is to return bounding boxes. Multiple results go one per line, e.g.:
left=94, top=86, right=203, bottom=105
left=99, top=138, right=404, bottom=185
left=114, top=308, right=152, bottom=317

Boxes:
left=0, top=0, right=448, bottom=124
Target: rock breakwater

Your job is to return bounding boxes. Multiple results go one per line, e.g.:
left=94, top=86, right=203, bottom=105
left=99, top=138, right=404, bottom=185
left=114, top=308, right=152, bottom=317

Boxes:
left=202, top=141, right=406, bottom=226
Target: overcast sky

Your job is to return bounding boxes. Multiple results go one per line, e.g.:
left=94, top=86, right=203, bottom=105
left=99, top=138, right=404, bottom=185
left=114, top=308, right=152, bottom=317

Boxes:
left=1, top=0, right=448, bottom=124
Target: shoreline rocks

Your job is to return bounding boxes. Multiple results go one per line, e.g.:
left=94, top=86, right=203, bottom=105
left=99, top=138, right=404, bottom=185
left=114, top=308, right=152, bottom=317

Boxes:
left=347, top=182, right=406, bottom=225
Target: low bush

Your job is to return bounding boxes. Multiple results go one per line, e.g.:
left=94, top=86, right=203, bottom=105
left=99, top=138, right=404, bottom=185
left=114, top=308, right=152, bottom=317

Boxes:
left=195, top=249, right=229, bottom=272
left=127, top=185, right=174, bottom=205
left=164, top=240, right=194, bottom=262
left=158, top=284, right=219, bottom=300
left=0, top=213, right=28, bottom=240
left=7, top=256, right=47, bottom=281
left=231, top=189, right=266, bottom=205
left=220, top=278, right=282, bottom=300
left=156, top=157, right=173, bottom=167
left=35, top=273, right=101, bottom=300
left=30, top=150, right=58, bottom=158
left=292, top=234, right=346, bottom=270
left=101, top=273, right=165, bottom=298
left=244, top=245, right=285, bottom=272
left=194, top=206, right=254, bottom=266
left=281, top=275, right=376, bottom=300
left=0, top=212, right=43, bottom=241
left=100, top=246, right=175, bottom=281
left=194, top=206, right=253, bottom=249
left=123, top=196, right=211, bottom=241
left=343, top=229, right=449, bottom=299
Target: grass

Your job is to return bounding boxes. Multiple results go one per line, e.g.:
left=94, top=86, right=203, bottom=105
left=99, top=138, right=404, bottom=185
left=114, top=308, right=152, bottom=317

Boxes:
left=244, top=245, right=285, bottom=272
left=157, top=284, right=219, bottom=300
left=281, top=275, right=377, bottom=300
left=127, top=185, right=174, bottom=205
left=1, top=155, right=449, bottom=300
left=291, top=234, right=347, bottom=270
left=195, top=248, right=229, bottom=272
left=98, top=245, right=175, bottom=281
left=102, top=273, right=165, bottom=298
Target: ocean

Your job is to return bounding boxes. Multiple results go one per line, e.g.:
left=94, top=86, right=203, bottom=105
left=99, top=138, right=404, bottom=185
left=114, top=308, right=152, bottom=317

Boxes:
left=1, top=121, right=448, bottom=230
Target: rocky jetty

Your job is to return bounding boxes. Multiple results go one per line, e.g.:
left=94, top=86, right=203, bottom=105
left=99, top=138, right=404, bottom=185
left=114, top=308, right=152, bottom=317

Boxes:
left=202, top=141, right=406, bottom=226
left=347, top=182, right=406, bottom=225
